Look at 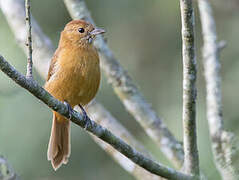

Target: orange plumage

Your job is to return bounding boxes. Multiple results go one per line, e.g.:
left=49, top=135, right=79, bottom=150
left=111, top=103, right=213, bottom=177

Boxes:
left=44, top=20, right=105, bottom=170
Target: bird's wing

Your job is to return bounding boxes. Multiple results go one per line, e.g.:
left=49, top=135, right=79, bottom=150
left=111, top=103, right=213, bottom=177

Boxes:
left=47, top=48, right=61, bottom=81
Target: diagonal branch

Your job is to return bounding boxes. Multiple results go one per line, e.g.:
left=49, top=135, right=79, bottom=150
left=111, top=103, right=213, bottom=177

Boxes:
left=198, top=0, right=239, bottom=179
left=63, top=0, right=184, bottom=168
left=179, top=0, right=200, bottom=176
left=0, top=55, right=192, bottom=180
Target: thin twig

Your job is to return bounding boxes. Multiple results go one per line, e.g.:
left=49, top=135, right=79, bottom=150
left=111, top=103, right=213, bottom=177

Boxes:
left=63, top=0, right=184, bottom=168
left=25, top=0, right=33, bottom=79
left=0, top=55, right=192, bottom=180
left=198, top=0, right=239, bottom=179
left=179, top=0, right=200, bottom=176
left=0, top=1, right=163, bottom=179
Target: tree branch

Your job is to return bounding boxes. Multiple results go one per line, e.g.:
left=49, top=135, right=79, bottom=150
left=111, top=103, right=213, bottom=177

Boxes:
left=198, top=0, right=239, bottom=179
left=179, top=0, right=200, bottom=176
left=24, top=0, right=33, bottom=78
left=63, top=0, right=184, bottom=168
left=0, top=55, right=192, bottom=180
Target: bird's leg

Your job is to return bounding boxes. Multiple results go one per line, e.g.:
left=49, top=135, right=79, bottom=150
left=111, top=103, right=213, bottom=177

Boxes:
left=64, top=100, right=73, bottom=120
left=78, top=104, right=92, bottom=129
left=78, top=104, right=87, bottom=119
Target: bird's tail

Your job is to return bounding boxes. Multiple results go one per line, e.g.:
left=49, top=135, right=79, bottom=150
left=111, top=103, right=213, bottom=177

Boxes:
left=47, top=111, right=71, bottom=170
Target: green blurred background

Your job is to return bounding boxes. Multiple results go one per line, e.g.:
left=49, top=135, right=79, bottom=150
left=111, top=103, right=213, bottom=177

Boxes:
left=0, top=0, right=239, bottom=179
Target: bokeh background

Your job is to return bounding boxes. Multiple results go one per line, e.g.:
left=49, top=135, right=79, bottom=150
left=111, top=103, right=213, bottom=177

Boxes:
left=0, top=0, right=239, bottom=179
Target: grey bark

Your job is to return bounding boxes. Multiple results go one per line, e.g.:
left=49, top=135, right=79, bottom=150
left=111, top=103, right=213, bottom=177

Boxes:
left=179, top=0, right=200, bottom=176
left=198, top=0, right=239, bottom=179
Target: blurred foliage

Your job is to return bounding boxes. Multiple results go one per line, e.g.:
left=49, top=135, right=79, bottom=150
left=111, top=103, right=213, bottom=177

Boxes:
left=0, top=0, right=239, bottom=179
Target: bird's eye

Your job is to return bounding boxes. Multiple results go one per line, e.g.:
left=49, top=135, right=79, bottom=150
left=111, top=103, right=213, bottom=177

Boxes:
left=78, top=28, right=85, bottom=33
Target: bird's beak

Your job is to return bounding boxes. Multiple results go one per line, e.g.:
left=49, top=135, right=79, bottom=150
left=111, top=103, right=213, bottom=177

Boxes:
left=90, top=28, right=106, bottom=36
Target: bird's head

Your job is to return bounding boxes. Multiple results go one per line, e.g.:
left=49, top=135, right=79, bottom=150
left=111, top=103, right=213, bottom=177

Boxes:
left=61, top=20, right=105, bottom=47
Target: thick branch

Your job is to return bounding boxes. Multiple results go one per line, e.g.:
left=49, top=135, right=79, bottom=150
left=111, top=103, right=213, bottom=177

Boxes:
left=0, top=55, right=192, bottom=180
left=198, top=0, right=239, bottom=179
left=179, top=0, right=199, bottom=176
left=25, top=0, right=33, bottom=78
left=63, top=0, right=184, bottom=168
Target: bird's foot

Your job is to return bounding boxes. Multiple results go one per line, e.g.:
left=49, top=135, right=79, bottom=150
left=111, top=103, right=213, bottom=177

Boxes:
left=64, top=101, right=73, bottom=120
left=78, top=104, right=92, bottom=129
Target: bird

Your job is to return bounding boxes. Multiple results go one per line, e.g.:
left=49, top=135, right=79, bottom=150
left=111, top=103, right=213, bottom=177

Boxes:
left=44, top=20, right=105, bottom=170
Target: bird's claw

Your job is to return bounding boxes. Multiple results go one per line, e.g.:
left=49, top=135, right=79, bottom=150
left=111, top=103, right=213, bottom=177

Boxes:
left=78, top=104, right=92, bottom=129
left=64, top=101, right=73, bottom=120
left=78, top=104, right=87, bottom=119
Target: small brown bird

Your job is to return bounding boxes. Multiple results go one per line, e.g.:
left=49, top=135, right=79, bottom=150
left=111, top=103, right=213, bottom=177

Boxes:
left=44, top=20, right=105, bottom=170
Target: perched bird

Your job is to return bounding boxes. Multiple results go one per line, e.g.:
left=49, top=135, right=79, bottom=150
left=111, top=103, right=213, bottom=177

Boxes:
left=44, top=20, right=105, bottom=170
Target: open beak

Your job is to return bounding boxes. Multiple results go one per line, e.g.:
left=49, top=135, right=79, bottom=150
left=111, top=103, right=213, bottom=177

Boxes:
left=90, top=28, right=106, bottom=36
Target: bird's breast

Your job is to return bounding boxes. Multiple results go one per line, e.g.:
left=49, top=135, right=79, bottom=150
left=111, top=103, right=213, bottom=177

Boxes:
left=46, top=47, right=100, bottom=106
